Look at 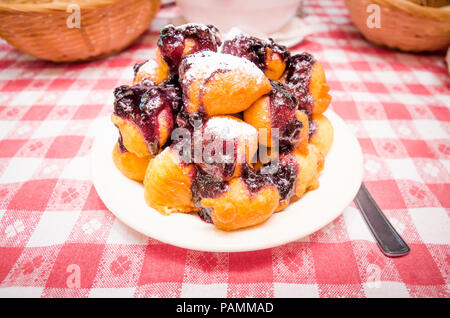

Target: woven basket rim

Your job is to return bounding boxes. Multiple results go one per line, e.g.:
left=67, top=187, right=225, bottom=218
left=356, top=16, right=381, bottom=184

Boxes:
left=367, top=0, right=450, bottom=22
left=0, top=0, right=126, bottom=12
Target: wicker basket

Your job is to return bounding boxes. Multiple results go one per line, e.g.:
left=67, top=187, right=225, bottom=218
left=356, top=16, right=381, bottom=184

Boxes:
left=406, top=0, right=449, bottom=7
left=0, top=0, right=161, bottom=62
left=344, top=0, right=450, bottom=52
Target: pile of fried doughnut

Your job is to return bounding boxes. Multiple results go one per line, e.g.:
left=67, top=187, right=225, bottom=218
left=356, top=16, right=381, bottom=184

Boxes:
left=111, top=23, right=333, bottom=231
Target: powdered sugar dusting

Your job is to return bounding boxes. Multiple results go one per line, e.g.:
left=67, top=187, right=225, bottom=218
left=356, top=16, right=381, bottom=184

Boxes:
left=139, top=59, right=159, bottom=76
left=221, top=27, right=245, bottom=44
left=204, top=116, right=257, bottom=141
left=178, top=23, right=213, bottom=32
left=180, top=51, right=265, bottom=86
left=176, top=23, right=221, bottom=42
left=220, top=28, right=273, bottom=51
left=161, top=23, right=210, bottom=31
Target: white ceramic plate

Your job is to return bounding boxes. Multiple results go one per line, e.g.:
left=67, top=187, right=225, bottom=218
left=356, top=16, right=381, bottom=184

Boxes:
left=91, top=110, right=363, bottom=252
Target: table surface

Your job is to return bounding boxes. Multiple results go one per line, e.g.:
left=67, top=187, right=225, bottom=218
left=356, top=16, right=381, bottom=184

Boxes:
left=0, top=0, right=449, bottom=298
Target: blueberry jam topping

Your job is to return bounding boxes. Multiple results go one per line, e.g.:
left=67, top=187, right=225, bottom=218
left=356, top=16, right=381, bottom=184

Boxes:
left=283, top=53, right=315, bottom=115
left=160, top=79, right=183, bottom=113
left=157, top=24, right=221, bottom=70
left=113, top=82, right=181, bottom=155
left=175, top=110, right=206, bottom=131
left=117, top=130, right=127, bottom=153
left=240, top=152, right=298, bottom=201
left=198, top=208, right=214, bottom=223
left=268, top=81, right=303, bottom=147
left=221, top=34, right=290, bottom=71
left=191, top=171, right=228, bottom=223
left=263, top=152, right=298, bottom=201
left=241, top=157, right=297, bottom=202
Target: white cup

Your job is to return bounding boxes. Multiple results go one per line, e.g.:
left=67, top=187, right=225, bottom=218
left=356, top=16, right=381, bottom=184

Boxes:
left=176, top=0, right=302, bottom=35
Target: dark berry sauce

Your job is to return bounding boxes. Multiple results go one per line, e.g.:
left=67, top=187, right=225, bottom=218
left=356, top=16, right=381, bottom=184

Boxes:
left=192, top=155, right=299, bottom=223
left=158, top=24, right=221, bottom=71
left=160, top=78, right=183, bottom=113
left=242, top=153, right=297, bottom=201
left=221, top=34, right=290, bottom=72
left=283, top=53, right=315, bottom=115
left=263, top=152, right=298, bottom=201
left=191, top=170, right=228, bottom=223
left=117, top=130, right=127, bottom=153
left=268, top=81, right=303, bottom=148
left=113, top=81, right=181, bottom=155
left=241, top=163, right=273, bottom=194
left=175, top=110, right=205, bottom=130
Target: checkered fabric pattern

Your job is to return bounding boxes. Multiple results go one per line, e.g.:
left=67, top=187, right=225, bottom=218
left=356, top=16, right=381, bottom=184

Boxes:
left=0, top=0, right=449, bottom=298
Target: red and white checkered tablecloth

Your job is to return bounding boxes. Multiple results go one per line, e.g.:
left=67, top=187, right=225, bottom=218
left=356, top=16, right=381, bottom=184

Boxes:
left=0, top=0, right=448, bottom=298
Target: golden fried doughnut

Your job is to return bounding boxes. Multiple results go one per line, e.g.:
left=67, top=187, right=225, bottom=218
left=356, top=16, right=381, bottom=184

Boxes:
left=157, top=24, right=221, bottom=70
left=133, top=56, right=169, bottom=85
left=197, top=115, right=258, bottom=180
left=182, top=38, right=196, bottom=57
left=310, top=62, right=331, bottom=115
left=200, top=177, right=279, bottom=231
left=243, top=81, right=308, bottom=149
left=111, top=114, right=151, bottom=158
left=143, top=146, right=197, bottom=214
left=264, top=47, right=287, bottom=80
left=292, top=144, right=324, bottom=200
left=221, top=34, right=289, bottom=81
left=111, top=110, right=172, bottom=158
left=282, top=53, right=331, bottom=115
left=112, top=83, right=180, bottom=157
left=112, top=142, right=150, bottom=182
left=310, top=114, right=334, bottom=156
left=295, top=110, right=310, bottom=154
left=179, top=51, right=271, bottom=116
